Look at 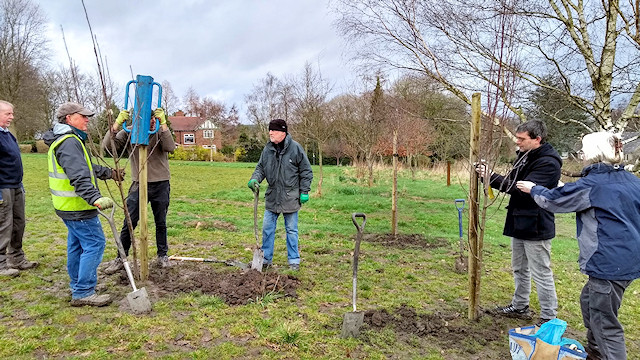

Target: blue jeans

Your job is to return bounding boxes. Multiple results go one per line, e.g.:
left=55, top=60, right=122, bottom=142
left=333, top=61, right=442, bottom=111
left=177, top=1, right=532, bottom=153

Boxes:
left=261, top=210, right=299, bottom=265
left=63, top=216, right=106, bottom=299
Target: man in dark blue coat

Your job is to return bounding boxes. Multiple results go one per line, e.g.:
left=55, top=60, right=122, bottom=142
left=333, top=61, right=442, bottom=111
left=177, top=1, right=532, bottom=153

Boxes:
left=477, top=120, right=561, bottom=325
left=518, top=131, right=640, bottom=360
left=0, top=100, right=38, bottom=278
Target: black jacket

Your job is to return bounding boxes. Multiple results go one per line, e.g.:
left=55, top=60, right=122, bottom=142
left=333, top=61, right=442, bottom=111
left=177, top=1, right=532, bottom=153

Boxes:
left=489, top=142, right=562, bottom=240
left=251, top=134, right=313, bottom=214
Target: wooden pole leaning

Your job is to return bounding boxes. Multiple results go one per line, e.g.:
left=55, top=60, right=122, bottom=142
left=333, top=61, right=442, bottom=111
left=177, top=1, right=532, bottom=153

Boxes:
left=139, top=145, right=149, bottom=281
left=468, top=93, right=482, bottom=320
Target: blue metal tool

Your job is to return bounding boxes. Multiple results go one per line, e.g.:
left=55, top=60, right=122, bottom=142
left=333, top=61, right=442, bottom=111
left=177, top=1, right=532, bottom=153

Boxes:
left=454, top=199, right=468, bottom=272
left=123, top=75, right=163, bottom=145
left=455, top=199, right=465, bottom=239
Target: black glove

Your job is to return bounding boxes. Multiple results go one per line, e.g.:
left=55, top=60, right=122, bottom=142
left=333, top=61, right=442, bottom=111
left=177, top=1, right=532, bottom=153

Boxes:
left=111, top=168, right=126, bottom=182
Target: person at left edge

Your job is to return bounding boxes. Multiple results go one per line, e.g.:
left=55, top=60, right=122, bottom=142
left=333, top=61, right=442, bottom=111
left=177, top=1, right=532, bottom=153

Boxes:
left=43, top=102, right=124, bottom=307
left=0, top=100, right=38, bottom=278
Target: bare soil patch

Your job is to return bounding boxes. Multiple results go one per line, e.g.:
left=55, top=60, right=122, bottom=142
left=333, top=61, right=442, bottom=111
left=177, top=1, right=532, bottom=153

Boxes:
left=363, top=233, right=449, bottom=249
left=140, top=262, right=300, bottom=305
left=363, top=305, right=511, bottom=358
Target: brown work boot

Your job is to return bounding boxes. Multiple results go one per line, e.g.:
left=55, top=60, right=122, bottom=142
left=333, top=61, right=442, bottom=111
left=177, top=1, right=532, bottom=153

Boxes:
left=70, top=294, right=112, bottom=307
left=156, top=255, right=173, bottom=268
left=8, top=259, right=39, bottom=270
left=0, top=267, right=20, bottom=277
left=102, top=258, right=124, bottom=275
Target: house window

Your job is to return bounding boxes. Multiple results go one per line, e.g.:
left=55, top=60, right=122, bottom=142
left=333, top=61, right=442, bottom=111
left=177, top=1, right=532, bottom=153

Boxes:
left=203, top=130, right=214, bottom=139
left=184, top=133, right=195, bottom=144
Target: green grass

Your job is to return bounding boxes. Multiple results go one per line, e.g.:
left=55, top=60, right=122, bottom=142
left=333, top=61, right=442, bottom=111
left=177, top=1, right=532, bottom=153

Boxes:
left=3, top=153, right=640, bottom=359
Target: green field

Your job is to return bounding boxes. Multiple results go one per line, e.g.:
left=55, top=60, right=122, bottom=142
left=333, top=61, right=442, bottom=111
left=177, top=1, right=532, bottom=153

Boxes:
left=2, top=154, right=638, bottom=359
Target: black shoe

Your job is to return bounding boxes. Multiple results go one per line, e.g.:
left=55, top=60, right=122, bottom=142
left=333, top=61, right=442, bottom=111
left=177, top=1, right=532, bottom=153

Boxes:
left=585, top=343, right=602, bottom=360
left=535, top=318, right=553, bottom=327
left=494, top=304, right=532, bottom=319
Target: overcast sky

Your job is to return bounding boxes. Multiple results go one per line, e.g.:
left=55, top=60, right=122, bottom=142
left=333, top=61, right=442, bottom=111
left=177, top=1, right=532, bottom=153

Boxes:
left=36, top=0, right=358, bottom=121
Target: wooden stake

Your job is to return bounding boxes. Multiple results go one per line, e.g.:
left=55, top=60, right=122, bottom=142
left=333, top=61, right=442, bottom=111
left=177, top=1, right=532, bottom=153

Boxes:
left=391, top=129, right=398, bottom=236
left=139, top=145, right=149, bottom=280
left=468, top=93, right=481, bottom=320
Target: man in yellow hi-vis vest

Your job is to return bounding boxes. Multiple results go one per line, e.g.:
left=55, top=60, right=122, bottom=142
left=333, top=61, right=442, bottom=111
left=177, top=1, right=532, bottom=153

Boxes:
left=43, top=102, right=125, bottom=307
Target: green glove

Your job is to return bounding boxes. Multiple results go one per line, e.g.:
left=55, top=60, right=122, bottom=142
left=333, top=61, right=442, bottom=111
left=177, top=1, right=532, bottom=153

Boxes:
left=94, top=197, right=114, bottom=210
left=300, top=193, right=309, bottom=204
left=153, top=108, right=167, bottom=125
left=115, top=109, right=129, bottom=126
left=247, top=179, right=259, bottom=192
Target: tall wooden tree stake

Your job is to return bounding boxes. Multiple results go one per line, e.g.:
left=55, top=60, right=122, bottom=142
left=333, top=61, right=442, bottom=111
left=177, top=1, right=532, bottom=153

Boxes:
left=391, top=129, right=398, bottom=236
left=468, top=93, right=482, bottom=320
left=139, top=147, right=149, bottom=280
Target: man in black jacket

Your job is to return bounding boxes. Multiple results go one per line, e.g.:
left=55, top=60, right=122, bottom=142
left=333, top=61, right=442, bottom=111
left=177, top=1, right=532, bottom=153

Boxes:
left=477, top=120, right=561, bottom=325
left=248, top=119, right=313, bottom=271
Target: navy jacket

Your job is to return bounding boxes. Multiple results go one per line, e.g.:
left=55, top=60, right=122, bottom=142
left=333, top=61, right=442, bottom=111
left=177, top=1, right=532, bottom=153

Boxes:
left=0, top=130, right=23, bottom=189
left=530, top=163, right=640, bottom=280
left=489, top=142, right=562, bottom=240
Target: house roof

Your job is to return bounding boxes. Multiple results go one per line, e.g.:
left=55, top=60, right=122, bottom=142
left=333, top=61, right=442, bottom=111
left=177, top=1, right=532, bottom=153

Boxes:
left=169, top=116, right=205, bottom=131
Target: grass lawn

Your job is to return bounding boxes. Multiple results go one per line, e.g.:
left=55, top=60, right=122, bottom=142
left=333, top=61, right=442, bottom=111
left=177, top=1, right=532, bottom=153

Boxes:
left=2, top=153, right=639, bottom=359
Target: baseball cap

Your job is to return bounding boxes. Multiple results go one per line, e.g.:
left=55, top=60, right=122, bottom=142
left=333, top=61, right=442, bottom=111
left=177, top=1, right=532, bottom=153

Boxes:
left=55, top=102, right=95, bottom=121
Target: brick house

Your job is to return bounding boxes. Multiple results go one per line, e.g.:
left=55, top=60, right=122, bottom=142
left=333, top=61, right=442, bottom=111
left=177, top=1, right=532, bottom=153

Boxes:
left=169, top=111, right=222, bottom=151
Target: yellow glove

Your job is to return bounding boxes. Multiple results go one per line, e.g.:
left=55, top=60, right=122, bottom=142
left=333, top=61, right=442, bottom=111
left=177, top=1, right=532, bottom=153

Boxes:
left=94, top=197, right=114, bottom=210
left=115, top=110, right=129, bottom=126
left=153, top=108, right=167, bottom=125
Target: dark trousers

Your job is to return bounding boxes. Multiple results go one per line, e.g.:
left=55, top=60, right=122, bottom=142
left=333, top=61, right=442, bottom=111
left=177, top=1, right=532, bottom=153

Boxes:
left=119, top=181, right=170, bottom=257
left=580, top=276, right=633, bottom=360
left=0, top=187, right=26, bottom=267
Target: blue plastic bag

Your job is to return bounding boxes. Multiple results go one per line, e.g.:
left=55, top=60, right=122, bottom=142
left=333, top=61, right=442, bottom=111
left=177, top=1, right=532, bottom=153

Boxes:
left=534, top=318, right=566, bottom=345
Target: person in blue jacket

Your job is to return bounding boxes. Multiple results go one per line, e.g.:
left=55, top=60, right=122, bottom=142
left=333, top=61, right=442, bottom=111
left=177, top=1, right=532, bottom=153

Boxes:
left=517, top=131, right=640, bottom=360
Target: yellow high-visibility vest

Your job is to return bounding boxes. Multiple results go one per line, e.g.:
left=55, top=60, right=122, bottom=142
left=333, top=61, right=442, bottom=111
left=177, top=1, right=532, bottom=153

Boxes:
left=47, top=134, right=97, bottom=211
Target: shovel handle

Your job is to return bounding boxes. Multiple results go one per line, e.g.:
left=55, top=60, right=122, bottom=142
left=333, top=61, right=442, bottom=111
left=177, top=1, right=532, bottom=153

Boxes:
left=253, top=187, right=260, bottom=247
left=351, top=213, right=366, bottom=312
left=98, top=207, right=128, bottom=261
left=98, top=207, right=138, bottom=292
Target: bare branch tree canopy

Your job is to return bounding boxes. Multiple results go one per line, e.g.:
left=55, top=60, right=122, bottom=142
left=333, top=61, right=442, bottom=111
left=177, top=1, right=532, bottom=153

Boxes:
left=0, top=0, right=49, bottom=139
left=332, top=0, right=640, bottom=134
left=161, top=80, right=180, bottom=115
left=245, top=72, right=291, bottom=137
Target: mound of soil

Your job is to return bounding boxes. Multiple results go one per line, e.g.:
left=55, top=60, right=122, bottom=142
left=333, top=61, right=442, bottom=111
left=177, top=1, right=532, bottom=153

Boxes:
left=363, top=305, right=510, bottom=356
left=143, top=262, right=300, bottom=305
left=363, top=233, right=449, bottom=249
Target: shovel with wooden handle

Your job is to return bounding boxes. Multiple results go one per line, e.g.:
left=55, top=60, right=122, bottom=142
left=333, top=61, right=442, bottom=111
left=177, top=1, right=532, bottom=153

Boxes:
left=341, top=212, right=366, bottom=338
left=98, top=207, right=152, bottom=314
left=251, top=187, right=264, bottom=272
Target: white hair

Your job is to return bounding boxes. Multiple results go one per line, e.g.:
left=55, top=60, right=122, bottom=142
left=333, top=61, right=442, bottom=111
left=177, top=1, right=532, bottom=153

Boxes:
left=0, top=100, right=13, bottom=110
left=581, top=132, right=623, bottom=165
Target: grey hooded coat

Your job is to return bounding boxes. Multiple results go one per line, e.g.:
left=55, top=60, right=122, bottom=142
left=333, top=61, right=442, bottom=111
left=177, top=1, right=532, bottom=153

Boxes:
left=251, top=134, right=313, bottom=214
